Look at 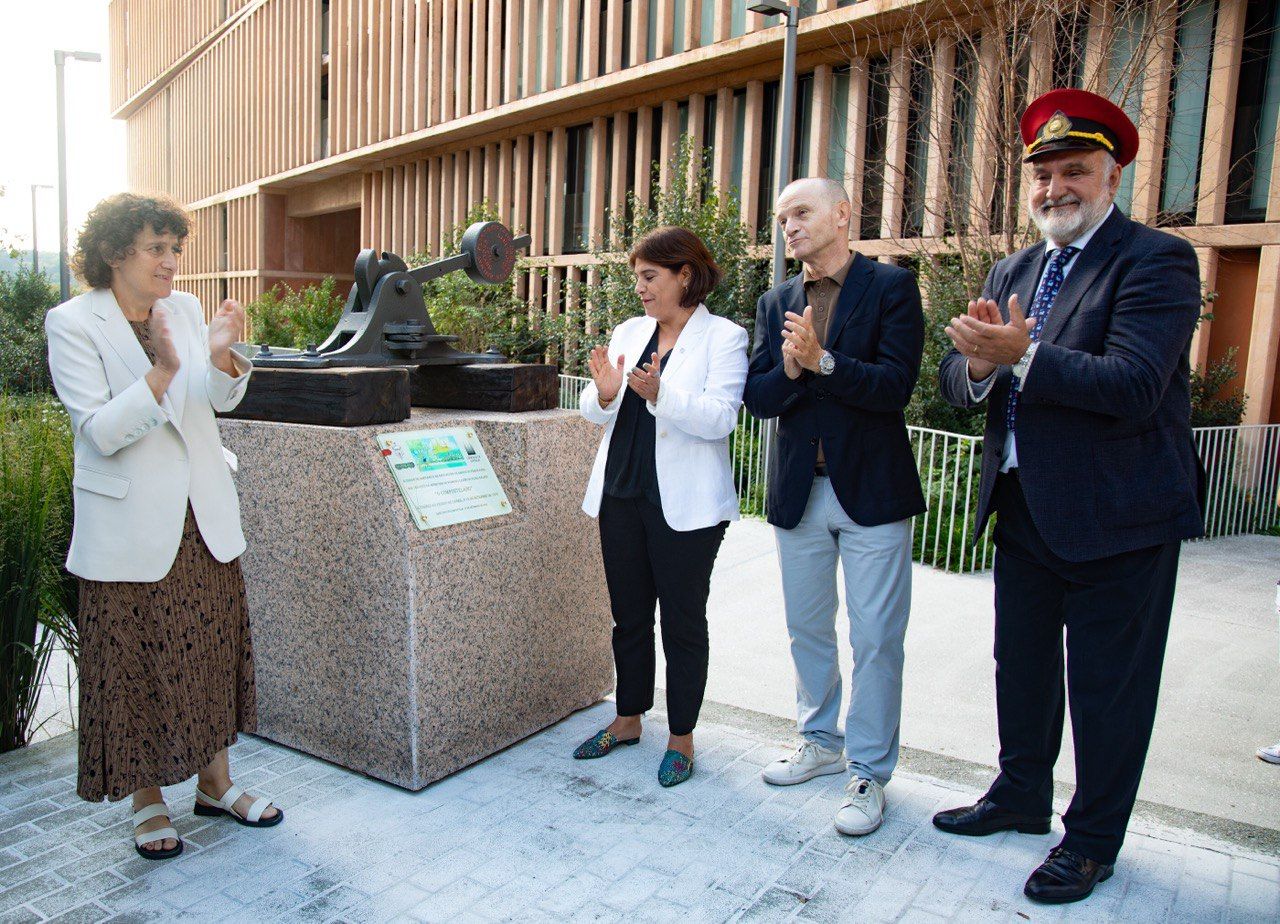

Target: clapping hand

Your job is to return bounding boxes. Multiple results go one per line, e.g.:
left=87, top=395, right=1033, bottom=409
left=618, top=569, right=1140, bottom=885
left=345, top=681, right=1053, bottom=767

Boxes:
left=945, top=293, right=1034, bottom=380
left=628, top=352, right=661, bottom=403
left=588, top=345, right=625, bottom=405
left=781, top=306, right=823, bottom=374
left=148, top=305, right=181, bottom=374
left=208, top=299, right=246, bottom=371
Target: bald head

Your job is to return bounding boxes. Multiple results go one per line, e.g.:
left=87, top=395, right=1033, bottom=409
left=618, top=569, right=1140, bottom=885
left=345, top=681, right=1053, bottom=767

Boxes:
left=780, top=177, right=850, bottom=207
left=774, top=177, right=852, bottom=272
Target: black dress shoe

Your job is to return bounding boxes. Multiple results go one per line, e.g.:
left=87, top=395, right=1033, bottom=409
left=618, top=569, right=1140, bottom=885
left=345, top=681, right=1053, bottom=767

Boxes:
left=1024, top=846, right=1114, bottom=904
left=932, top=797, right=1051, bottom=836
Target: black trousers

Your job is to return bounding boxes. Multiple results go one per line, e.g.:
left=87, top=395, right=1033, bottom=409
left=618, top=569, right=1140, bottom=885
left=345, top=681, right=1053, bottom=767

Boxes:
left=598, top=494, right=727, bottom=736
left=986, top=473, right=1180, bottom=866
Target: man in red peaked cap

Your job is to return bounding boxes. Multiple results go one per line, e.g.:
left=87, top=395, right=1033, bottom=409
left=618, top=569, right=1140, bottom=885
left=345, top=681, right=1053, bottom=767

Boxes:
left=934, top=88, right=1204, bottom=904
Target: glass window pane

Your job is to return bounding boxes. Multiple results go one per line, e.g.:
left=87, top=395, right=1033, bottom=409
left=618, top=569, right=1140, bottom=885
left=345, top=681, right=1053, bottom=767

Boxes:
left=828, top=67, right=851, bottom=182
left=1159, top=0, right=1216, bottom=224
left=1227, top=0, right=1280, bottom=222
left=1107, top=7, right=1148, bottom=214
left=861, top=57, right=891, bottom=240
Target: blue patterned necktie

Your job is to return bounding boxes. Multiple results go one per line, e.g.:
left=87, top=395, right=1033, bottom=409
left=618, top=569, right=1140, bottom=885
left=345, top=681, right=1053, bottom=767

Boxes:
left=1005, top=245, right=1080, bottom=433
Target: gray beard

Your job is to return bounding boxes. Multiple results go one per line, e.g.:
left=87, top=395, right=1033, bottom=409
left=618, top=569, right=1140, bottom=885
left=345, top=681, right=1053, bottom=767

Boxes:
left=1032, top=194, right=1112, bottom=245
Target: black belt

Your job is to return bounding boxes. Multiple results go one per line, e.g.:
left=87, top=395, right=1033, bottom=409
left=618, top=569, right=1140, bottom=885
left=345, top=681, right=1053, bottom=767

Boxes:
left=814, top=462, right=828, bottom=477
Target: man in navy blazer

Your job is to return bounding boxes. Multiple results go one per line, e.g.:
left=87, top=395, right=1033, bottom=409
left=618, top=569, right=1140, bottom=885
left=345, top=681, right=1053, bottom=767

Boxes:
left=934, top=89, right=1203, bottom=904
left=745, top=177, right=925, bottom=838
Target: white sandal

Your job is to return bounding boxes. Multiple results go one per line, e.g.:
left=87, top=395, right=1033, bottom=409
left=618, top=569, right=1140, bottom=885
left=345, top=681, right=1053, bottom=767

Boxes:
left=132, top=802, right=183, bottom=860
left=193, top=783, right=283, bottom=828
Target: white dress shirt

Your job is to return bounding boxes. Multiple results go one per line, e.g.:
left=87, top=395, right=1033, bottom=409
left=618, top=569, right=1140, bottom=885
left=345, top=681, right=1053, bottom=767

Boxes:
left=968, top=205, right=1114, bottom=471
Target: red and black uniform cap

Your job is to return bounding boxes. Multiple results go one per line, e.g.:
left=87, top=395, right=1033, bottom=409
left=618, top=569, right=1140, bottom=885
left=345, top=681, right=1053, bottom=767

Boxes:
left=1020, top=88, right=1139, bottom=167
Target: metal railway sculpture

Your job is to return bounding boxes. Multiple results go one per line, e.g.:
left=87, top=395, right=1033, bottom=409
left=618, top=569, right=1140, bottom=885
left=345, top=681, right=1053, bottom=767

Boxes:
left=250, top=221, right=531, bottom=369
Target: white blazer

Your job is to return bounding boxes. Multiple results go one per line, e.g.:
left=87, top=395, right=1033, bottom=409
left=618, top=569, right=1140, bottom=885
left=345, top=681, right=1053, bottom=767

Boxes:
left=580, top=304, right=749, bottom=531
left=45, top=288, right=253, bottom=582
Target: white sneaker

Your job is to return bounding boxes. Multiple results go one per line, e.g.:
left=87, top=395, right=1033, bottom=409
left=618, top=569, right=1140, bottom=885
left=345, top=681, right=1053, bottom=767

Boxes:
left=1257, top=743, right=1280, bottom=764
left=761, top=741, right=845, bottom=786
left=834, top=776, right=885, bottom=836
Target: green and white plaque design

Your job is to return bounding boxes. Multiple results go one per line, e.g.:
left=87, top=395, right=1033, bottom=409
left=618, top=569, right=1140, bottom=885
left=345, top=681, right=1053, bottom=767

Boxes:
left=376, top=427, right=512, bottom=530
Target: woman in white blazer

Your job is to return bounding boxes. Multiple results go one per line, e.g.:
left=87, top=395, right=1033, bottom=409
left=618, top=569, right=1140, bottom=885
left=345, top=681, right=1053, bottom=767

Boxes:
left=46, top=194, right=280, bottom=861
left=573, top=227, right=748, bottom=787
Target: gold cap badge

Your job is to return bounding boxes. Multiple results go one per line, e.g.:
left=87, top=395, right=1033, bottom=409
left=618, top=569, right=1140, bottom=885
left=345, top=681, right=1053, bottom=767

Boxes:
left=1042, top=111, right=1072, bottom=141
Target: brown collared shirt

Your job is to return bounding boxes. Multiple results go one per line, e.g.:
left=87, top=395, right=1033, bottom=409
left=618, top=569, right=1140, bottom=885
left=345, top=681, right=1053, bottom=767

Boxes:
left=802, top=253, right=854, bottom=348
left=801, top=254, right=854, bottom=468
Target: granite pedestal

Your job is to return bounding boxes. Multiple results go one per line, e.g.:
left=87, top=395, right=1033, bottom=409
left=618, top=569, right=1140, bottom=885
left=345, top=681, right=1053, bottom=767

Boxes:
left=218, top=408, right=614, bottom=790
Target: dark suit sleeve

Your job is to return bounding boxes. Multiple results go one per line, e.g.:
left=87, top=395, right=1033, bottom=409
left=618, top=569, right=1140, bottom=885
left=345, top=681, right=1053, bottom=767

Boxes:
left=1019, top=236, right=1200, bottom=421
left=820, top=271, right=923, bottom=412
left=938, top=263, right=1000, bottom=410
left=743, top=292, right=806, bottom=420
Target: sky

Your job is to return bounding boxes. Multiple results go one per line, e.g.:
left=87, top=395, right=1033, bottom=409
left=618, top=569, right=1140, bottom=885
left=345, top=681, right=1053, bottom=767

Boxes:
left=0, top=1, right=126, bottom=261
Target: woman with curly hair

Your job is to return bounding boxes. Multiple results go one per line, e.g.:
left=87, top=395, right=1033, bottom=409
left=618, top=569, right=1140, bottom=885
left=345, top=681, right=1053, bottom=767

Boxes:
left=45, top=193, right=280, bottom=860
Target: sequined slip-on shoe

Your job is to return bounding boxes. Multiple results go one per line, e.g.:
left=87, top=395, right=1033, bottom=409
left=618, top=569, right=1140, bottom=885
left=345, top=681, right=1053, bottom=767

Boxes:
left=573, top=729, right=640, bottom=759
left=658, top=749, right=693, bottom=787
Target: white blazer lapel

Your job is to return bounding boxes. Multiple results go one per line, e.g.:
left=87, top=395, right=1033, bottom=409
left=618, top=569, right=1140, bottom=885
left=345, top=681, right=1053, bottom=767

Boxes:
left=162, top=297, right=192, bottom=430
left=661, top=304, right=710, bottom=381
left=90, top=288, right=179, bottom=425
left=615, top=314, right=658, bottom=372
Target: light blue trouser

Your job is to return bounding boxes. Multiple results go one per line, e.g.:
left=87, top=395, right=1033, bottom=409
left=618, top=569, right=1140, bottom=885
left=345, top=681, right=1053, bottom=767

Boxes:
left=773, top=476, right=913, bottom=786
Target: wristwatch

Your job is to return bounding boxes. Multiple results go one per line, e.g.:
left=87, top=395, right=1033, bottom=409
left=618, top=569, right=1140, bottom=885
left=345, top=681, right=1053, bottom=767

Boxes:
left=818, top=351, right=835, bottom=376
left=1011, top=341, right=1039, bottom=383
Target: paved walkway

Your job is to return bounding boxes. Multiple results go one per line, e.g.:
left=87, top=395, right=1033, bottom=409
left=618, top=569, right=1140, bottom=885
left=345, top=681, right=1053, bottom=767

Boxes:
left=1, top=701, right=1277, bottom=923
left=694, top=524, right=1280, bottom=833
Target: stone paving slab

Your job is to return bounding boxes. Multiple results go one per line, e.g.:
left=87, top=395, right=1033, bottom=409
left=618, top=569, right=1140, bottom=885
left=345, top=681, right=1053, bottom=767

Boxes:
left=0, top=702, right=1276, bottom=923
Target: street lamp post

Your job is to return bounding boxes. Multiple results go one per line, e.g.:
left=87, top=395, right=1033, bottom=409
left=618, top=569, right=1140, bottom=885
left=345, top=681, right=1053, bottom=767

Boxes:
left=748, top=0, right=800, bottom=287
left=55, top=49, right=102, bottom=302
left=30, top=184, right=54, bottom=276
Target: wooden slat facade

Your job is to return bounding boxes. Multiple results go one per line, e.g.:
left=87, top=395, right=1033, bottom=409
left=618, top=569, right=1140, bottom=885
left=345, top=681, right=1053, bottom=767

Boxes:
left=109, top=0, right=1280, bottom=423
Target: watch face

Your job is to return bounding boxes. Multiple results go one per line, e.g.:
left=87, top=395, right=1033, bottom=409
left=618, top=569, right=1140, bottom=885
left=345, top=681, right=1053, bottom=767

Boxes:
left=820, top=353, right=835, bottom=374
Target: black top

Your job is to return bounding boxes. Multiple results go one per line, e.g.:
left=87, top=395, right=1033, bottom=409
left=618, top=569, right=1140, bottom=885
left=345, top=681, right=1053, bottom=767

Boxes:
left=603, top=329, right=672, bottom=507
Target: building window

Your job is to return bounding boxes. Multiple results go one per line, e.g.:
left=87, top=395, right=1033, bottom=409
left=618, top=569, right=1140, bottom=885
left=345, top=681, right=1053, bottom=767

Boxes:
left=1107, top=6, right=1148, bottom=214
left=625, top=111, right=638, bottom=228
left=828, top=66, right=851, bottom=183
left=861, top=57, right=891, bottom=240
left=791, top=72, right=815, bottom=180
left=731, top=87, right=747, bottom=195
left=903, top=55, right=933, bottom=237
left=674, top=0, right=688, bottom=53
left=596, top=0, right=608, bottom=76
left=647, top=0, right=659, bottom=63
left=991, top=32, right=1030, bottom=234
left=948, top=39, right=978, bottom=234
left=622, top=0, right=633, bottom=69
left=757, top=80, right=780, bottom=238
left=1052, top=8, right=1087, bottom=90
left=320, top=74, right=329, bottom=159
left=564, top=123, right=593, bottom=253
left=1159, top=0, right=1215, bottom=225
left=702, top=93, right=718, bottom=193
left=1226, top=0, right=1280, bottom=223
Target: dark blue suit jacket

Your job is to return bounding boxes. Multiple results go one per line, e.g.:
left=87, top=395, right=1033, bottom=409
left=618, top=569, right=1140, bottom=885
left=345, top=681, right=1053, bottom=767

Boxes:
left=744, top=252, right=927, bottom=529
left=938, top=208, right=1205, bottom=562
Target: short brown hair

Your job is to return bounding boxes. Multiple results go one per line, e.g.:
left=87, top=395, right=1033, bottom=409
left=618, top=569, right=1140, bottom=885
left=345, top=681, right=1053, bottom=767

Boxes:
left=628, top=226, right=723, bottom=309
left=72, top=193, right=191, bottom=289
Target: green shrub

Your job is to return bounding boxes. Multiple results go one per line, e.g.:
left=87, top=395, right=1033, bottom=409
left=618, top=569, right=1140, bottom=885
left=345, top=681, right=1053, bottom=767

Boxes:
left=1190, top=348, right=1247, bottom=428
left=0, top=395, right=76, bottom=751
left=244, top=278, right=346, bottom=350
left=0, top=266, right=61, bottom=394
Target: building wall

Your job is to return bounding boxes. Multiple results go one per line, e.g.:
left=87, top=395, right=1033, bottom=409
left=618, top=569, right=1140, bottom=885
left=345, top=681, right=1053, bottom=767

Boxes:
left=109, top=0, right=1280, bottom=424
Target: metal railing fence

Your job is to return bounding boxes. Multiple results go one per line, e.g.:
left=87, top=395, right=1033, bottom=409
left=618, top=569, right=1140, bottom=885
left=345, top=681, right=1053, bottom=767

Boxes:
left=560, top=375, right=1280, bottom=571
